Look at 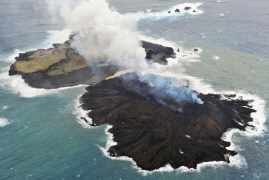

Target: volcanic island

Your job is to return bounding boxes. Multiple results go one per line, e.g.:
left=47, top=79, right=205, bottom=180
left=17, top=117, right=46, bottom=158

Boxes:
left=9, top=35, right=257, bottom=171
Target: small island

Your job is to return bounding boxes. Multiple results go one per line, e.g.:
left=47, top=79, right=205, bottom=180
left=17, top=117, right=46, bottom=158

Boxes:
left=9, top=35, right=174, bottom=89
left=9, top=37, right=257, bottom=171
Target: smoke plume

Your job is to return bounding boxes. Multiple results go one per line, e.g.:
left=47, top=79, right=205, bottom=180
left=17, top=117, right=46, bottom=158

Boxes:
left=47, top=0, right=148, bottom=70
left=138, top=74, right=204, bottom=110
left=46, top=0, right=203, bottom=106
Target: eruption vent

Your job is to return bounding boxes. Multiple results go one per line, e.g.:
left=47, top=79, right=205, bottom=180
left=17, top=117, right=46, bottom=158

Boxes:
left=138, top=74, right=204, bottom=108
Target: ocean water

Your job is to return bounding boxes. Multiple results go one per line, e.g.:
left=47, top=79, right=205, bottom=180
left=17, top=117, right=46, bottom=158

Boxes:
left=0, top=0, right=269, bottom=179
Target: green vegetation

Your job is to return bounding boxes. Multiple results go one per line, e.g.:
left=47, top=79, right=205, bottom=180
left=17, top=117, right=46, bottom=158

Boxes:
left=13, top=44, right=90, bottom=76
left=15, top=53, right=66, bottom=73
left=45, top=55, right=89, bottom=76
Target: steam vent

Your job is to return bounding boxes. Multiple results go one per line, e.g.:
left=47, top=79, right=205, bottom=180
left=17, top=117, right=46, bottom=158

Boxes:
left=80, top=73, right=256, bottom=171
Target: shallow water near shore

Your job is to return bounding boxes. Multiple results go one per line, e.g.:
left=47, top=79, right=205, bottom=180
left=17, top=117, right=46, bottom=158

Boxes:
left=1, top=0, right=269, bottom=179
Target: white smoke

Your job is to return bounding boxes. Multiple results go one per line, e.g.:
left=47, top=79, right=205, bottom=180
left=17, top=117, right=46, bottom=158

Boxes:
left=46, top=0, right=203, bottom=106
left=46, top=0, right=148, bottom=70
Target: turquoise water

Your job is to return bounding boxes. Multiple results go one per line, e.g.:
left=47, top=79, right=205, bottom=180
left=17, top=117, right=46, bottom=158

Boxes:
left=1, top=0, right=269, bottom=179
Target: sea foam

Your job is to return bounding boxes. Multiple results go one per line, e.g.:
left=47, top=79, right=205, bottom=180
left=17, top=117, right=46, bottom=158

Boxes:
left=0, top=69, right=86, bottom=98
left=0, top=117, right=9, bottom=127
left=73, top=96, right=95, bottom=129
left=126, top=3, right=204, bottom=21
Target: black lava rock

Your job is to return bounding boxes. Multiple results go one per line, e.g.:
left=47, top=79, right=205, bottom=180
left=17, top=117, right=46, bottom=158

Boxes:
left=185, top=7, right=192, bottom=10
left=80, top=73, right=256, bottom=171
left=142, top=41, right=176, bottom=65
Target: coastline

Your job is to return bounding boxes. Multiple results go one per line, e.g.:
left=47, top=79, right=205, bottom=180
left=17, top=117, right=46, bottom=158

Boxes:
left=4, top=30, right=266, bottom=173
left=2, top=3, right=267, bottom=172
left=1, top=1, right=269, bottom=179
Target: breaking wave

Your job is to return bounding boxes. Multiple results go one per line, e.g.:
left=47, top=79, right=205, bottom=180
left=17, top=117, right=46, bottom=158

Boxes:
left=0, top=117, right=9, bottom=127
left=73, top=96, right=95, bottom=129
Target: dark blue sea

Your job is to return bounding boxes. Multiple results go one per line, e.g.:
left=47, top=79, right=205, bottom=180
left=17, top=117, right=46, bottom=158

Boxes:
left=1, top=0, right=269, bottom=179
